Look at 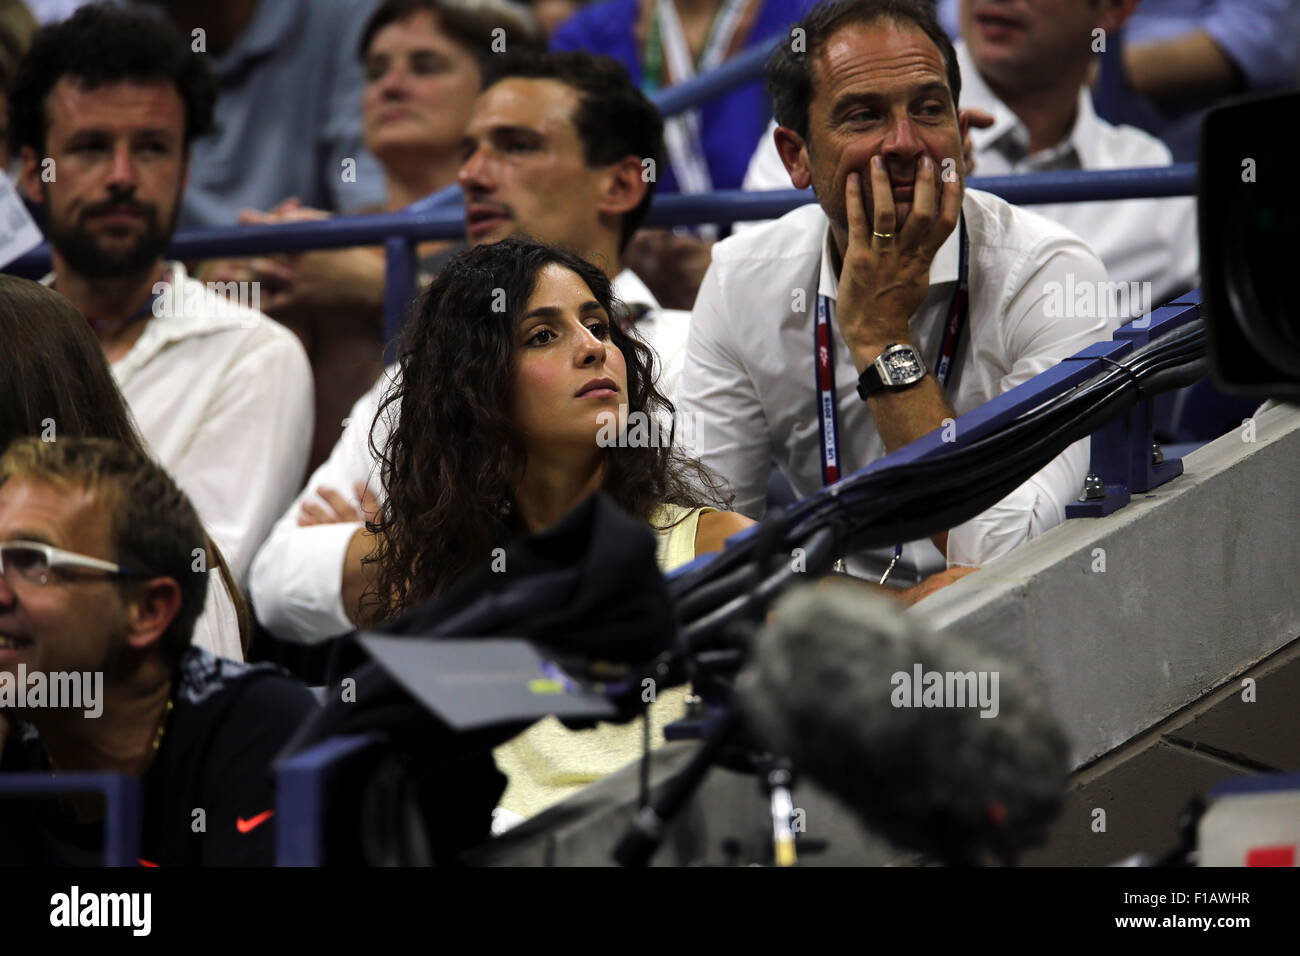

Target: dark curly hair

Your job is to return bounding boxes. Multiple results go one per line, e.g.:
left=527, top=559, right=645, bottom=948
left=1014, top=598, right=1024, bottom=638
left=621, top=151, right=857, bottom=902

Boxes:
left=6, top=2, right=216, bottom=159
left=361, top=238, right=728, bottom=624
left=767, top=0, right=961, bottom=143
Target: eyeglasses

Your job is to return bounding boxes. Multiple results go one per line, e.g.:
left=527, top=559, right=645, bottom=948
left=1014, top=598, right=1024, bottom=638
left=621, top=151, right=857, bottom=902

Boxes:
left=0, top=541, right=148, bottom=587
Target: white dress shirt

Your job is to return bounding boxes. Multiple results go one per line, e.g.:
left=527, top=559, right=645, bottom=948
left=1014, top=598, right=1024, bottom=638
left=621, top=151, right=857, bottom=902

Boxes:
left=741, top=42, right=1199, bottom=311
left=54, top=261, right=315, bottom=660
left=680, top=191, right=1119, bottom=582
left=250, top=268, right=685, bottom=644
left=249, top=364, right=397, bottom=644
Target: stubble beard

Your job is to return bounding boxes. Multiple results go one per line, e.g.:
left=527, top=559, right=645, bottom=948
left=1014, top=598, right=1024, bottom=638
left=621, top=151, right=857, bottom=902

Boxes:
left=45, top=187, right=181, bottom=282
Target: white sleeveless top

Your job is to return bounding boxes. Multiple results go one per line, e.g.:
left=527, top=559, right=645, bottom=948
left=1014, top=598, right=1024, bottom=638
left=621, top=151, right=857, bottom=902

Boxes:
left=492, top=503, right=716, bottom=819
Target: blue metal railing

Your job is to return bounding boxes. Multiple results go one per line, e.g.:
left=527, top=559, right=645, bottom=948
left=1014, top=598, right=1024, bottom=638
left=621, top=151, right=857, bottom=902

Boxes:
left=2, top=165, right=1197, bottom=275
left=3, top=164, right=1198, bottom=349
left=651, top=31, right=782, bottom=117
left=1, top=10, right=1193, bottom=345
left=0, top=772, right=142, bottom=865
left=274, top=732, right=385, bottom=866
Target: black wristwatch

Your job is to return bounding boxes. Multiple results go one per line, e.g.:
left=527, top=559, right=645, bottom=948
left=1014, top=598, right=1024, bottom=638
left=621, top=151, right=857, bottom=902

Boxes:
left=857, top=343, right=928, bottom=400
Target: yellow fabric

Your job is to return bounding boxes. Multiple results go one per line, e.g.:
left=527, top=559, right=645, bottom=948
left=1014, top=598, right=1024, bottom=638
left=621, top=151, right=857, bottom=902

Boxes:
left=494, top=503, right=717, bottom=819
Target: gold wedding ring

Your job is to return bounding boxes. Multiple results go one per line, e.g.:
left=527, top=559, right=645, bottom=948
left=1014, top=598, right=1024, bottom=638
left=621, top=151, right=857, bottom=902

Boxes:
left=872, top=230, right=895, bottom=239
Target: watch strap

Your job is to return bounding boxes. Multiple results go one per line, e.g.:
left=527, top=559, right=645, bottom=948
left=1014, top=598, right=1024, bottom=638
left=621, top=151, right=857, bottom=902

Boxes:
left=857, top=343, right=927, bottom=400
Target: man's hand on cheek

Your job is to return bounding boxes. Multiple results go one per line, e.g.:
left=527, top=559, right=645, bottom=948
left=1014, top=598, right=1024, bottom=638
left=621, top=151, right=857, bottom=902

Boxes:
left=835, top=154, right=962, bottom=367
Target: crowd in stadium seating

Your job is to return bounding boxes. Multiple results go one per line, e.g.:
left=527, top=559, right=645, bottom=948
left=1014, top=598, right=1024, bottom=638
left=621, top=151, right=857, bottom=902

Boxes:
left=1, top=0, right=1295, bottom=864
left=202, top=0, right=544, bottom=474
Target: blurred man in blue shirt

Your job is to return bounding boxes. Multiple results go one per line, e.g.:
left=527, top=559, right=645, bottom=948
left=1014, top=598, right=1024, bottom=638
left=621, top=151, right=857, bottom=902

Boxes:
left=938, top=0, right=1300, bottom=162
left=551, top=0, right=815, bottom=195
left=138, top=0, right=388, bottom=226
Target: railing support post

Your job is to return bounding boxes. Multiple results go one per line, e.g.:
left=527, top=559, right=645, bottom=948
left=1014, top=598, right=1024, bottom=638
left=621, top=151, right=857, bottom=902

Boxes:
left=1066, top=303, right=1200, bottom=519
left=383, top=236, right=417, bottom=363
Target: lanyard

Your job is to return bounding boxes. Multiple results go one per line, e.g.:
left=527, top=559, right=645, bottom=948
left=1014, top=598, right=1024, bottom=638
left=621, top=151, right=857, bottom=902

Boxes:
left=814, top=216, right=969, bottom=489
left=643, top=0, right=749, bottom=196
left=816, top=218, right=968, bottom=582
left=643, top=0, right=749, bottom=90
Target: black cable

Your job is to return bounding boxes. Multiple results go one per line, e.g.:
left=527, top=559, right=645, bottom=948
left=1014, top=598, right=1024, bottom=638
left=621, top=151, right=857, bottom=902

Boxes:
left=833, top=339, right=1200, bottom=499
left=678, top=528, right=835, bottom=650
left=786, top=329, right=1207, bottom=535
left=849, top=323, right=1204, bottom=484
left=613, top=707, right=741, bottom=867
left=822, top=357, right=1202, bottom=552
left=615, top=319, right=1213, bottom=870
left=669, top=321, right=1209, bottom=629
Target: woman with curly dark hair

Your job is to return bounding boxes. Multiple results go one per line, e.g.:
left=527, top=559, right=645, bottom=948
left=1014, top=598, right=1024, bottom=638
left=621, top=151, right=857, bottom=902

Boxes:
left=361, top=236, right=752, bottom=820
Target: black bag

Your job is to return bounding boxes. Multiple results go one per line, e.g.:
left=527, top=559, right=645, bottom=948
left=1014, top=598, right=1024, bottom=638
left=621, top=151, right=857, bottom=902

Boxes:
left=279, top=493, right=678, bottom=864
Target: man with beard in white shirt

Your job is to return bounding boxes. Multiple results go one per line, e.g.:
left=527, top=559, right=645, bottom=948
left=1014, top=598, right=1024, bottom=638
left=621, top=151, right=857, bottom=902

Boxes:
left=681, top=0, right=1121, bottom=589
left=8, top=6, right=313, bottom=659
left=250, top=51, right=691, bottom=644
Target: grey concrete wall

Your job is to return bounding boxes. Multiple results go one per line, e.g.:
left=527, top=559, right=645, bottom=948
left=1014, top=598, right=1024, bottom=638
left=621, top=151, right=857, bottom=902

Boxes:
left=1020, top=637, right=1300, bottom=865
left=913, top=401, right=1300, bottom=768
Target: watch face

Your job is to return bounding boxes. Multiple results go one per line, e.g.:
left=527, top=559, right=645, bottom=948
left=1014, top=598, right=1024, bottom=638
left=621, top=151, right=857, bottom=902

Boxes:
left=883, top=350, right=922, bottom=383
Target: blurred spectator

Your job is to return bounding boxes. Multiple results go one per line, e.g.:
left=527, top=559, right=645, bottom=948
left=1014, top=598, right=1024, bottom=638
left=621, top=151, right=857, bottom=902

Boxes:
left=553, top=0, right=811, bottom=194
left=552, top=0, right=815, bottom=309
left=0, top=437, right=316, bottom=865
left=1118, top=0, right=1300, bottom=160
left=0, top=275, right=248, bottom=660
left=355, top=0, right=540, bottom=232
left=133, top=0, right=388, bottom=227
left=8, top=5, right=314, bottom=596
left=20, top=0, right=85, bottom=22
left=746, top=0, right=1199, bottom=310
left=938, top=0, right=1300, bottom=162
left=0, top=0, right=36, bottom=170
left=533, top=0, right=585, bottom=35
left=210, top=0, right=543, bottom=476
left=958, top=0, right=1198, bottom=304
left=461, top=52, right=689, bottom=396
left=250, top=51, right=690, bottom=645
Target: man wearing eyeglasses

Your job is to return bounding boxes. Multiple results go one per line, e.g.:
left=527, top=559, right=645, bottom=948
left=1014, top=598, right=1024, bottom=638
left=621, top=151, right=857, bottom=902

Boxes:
left=0, top=437, right=316, bottom=866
